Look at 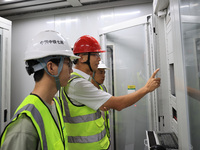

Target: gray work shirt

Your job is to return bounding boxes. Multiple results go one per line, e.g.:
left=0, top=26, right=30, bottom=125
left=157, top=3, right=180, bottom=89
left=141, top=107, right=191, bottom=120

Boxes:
left=1, top=99, right=58, bottom=150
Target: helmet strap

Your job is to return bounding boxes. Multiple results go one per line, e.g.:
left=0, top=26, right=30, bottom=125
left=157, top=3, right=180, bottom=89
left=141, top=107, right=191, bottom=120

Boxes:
left=92, top=72, right=101, bottom=86
left=38, top=56, right=64, bottom=90
left=84, top=53, right=93, bottom=72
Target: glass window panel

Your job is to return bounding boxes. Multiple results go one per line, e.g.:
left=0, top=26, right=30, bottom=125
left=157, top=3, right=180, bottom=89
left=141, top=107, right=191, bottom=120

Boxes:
left=180, top=0, right=200, bottom=149
left=106, top=25, right=148, bottom=150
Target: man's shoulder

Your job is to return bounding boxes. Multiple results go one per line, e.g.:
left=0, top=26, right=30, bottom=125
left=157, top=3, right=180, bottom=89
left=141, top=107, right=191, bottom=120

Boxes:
left=1, top=114, right=40, bottom=150
left=6, top=114, right=37, bottom=136
left=69, top=77, right=91, bottom=88
left=72, top=68, right=90, bottom=80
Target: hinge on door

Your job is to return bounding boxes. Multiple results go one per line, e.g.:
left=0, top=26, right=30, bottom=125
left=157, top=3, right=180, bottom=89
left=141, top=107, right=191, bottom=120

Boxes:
left=4, top=109, right=7, bottom=122
left=153, top=27, right=156, bottom=34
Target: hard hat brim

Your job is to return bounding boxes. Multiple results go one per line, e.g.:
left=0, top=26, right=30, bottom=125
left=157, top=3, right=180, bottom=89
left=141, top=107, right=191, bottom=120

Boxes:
left=24, top=50, right=80, bottom=61
left=96, top=49, right=106, bottom=53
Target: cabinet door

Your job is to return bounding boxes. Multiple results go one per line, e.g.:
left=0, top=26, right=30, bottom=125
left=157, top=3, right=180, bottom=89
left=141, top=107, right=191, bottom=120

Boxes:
left=100, top=15, right=155, bottom=150
left=0, top=17, right=11, bottom=133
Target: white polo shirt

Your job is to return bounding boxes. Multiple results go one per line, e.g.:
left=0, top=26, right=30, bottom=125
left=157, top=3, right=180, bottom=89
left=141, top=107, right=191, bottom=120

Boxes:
left=66, top=68, right=112, bottom=110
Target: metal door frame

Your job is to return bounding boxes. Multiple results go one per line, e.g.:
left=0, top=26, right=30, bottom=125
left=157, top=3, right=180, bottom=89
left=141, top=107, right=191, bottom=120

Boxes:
left=170, top=0, right=191, bottom=149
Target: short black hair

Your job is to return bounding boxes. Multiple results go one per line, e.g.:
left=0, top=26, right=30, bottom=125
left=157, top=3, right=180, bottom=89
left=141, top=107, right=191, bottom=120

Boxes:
left=26, top=58, right=61, bottom=82
left=73, top=53, right=81, bottom=64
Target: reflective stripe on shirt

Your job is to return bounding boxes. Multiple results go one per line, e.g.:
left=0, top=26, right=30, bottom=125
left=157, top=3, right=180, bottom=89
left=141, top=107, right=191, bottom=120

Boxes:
left=68, top=128, right=107, bottom=143
left=61, top=87, right=101, bottom=123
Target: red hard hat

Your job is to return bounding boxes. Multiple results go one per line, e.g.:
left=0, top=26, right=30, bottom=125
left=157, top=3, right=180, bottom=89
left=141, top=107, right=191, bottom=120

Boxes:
left=73, top=35, right=106, bottom=54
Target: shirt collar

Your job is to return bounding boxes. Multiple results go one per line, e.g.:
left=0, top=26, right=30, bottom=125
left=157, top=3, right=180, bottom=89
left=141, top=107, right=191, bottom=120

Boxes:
left=73, top=68, right=90, bottom=80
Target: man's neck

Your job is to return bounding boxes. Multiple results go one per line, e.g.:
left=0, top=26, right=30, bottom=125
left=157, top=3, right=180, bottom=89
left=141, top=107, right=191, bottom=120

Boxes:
left=91, top=79, right=100, bottom=89
left=75, top=64, right=92, bottom=75
left=32, top=76, right=57, bottom=105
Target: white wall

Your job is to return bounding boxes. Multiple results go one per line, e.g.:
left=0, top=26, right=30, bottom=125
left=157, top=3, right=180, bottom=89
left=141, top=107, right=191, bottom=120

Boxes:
left=11, top=3, right=153, bottom=115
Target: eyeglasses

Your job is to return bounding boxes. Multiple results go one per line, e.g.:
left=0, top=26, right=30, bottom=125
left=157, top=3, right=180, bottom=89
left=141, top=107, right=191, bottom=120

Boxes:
left=63, top=60, right=73, bottom=69
left=90, top=53, right=100, bottom=58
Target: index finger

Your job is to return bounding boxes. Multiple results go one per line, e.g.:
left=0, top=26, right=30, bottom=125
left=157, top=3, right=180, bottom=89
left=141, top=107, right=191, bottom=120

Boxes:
left=151, top=68, right=160, bottom=78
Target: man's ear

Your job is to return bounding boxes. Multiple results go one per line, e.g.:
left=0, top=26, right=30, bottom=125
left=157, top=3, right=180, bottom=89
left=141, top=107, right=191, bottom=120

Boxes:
left=79, top=54, right=88, bottom=63
left=46, top=61, right=56, bottom=75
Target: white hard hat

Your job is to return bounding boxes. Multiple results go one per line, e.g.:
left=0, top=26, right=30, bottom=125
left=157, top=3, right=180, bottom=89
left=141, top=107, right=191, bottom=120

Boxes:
left=24, top=30, right=80, bottom=61
left=98, top=61, right=108, bottom=69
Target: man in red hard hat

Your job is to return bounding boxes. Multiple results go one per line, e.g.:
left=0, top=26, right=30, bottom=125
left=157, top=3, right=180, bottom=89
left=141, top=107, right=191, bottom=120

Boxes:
left=59, top=35, right=161, bottom=150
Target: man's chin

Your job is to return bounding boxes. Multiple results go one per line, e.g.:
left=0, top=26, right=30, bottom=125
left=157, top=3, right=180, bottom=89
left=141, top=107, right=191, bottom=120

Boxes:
left=93, top=67, right=98, bottom=71
left=100, top=81, right=104, bottom=84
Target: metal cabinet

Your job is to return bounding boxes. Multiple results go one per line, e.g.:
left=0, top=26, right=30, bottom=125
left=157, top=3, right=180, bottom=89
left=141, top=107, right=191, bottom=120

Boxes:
left=0, top=17, right=12, bottom=133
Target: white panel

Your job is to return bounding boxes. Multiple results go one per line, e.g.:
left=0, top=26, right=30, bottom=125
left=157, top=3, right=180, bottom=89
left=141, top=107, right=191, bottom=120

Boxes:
left=11, top=16, right=55, bottom=115
left=53, top=3, right=152, bottom=48
left=99, top=15, right=150, bottom=35
left=181, top=15, right=200, bottom=24
left=0, top=17, right=11, bottom=133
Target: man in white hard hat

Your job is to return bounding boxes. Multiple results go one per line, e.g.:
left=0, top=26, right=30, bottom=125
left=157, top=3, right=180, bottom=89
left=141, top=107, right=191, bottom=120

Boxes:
left=91, top=61, right=111, bottom=140
left=59, top=35, right=160, bottom=150
left=0, top=30, right=79, bottom=150
left=91, top=61, right=108, bottom=90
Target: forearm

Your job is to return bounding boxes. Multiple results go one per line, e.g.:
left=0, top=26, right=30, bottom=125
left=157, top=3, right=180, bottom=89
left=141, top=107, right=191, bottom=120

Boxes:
left=101, top=68, right=160, bottom=111
left=187, top=87, right=200, bottom=101
left=119, top=86, right=149, bottom=109
left=104, top=86, right=149, bottom=111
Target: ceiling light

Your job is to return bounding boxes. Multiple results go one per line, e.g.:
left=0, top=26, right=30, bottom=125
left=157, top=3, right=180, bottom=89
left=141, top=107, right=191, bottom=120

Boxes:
left=47, top=19, right=78, bottom=24
left=101, top=11, right=141, bottom=19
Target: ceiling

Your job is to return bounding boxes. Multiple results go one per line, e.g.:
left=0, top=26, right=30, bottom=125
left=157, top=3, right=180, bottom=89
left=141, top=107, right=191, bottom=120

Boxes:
left=0, top=0, right=153, bottom=19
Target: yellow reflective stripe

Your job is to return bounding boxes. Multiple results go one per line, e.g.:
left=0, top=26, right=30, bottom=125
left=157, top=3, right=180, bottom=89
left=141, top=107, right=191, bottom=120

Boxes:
left=99, top=84, right=107, bottom=92
left=54, top=96, right=62, bottom=113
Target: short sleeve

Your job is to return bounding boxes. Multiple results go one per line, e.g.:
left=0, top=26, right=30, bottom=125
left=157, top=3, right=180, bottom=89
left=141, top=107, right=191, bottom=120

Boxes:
left=1, top=114, right=41, bottom=150
left=67, top=78, right=112, bottom=110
